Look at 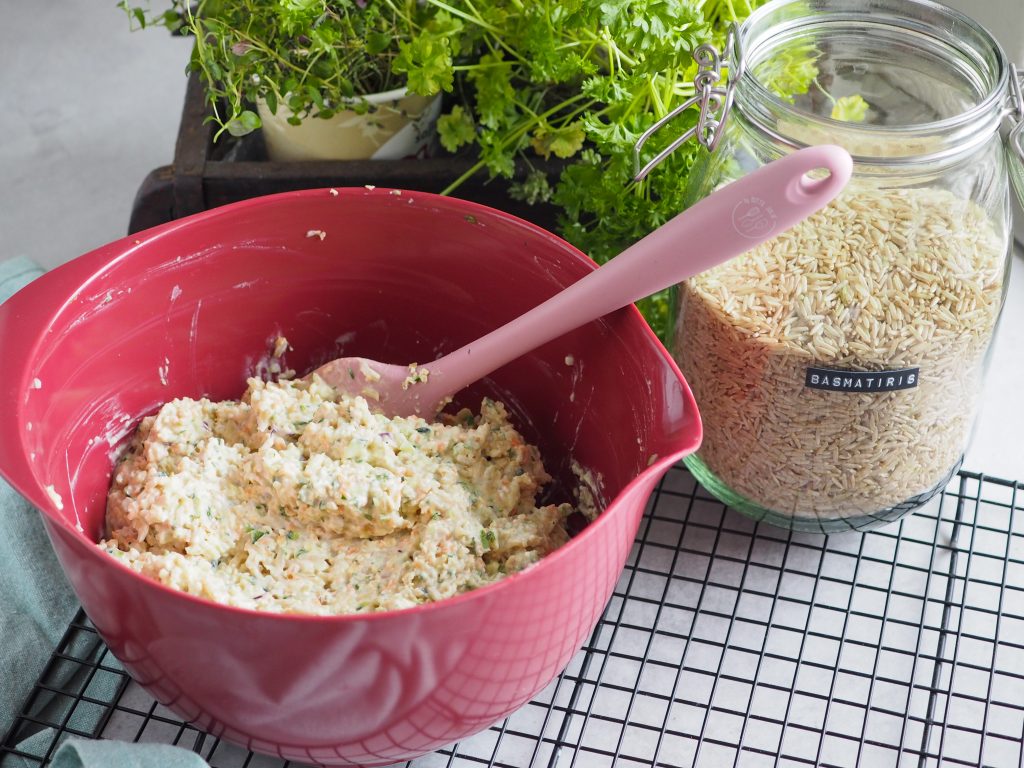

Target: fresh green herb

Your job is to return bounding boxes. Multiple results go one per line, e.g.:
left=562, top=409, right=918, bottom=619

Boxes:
left=416, top=426, right=431, bottom=434
left=287, top=530, right=299, bottom=540
left=760, top=53, right=868, bottom=121
left=250, top=529, right=268, bottom=543
left=430, top=0, right=775, bottom=341
left=480, top=528, right=497, bottom=551
left=752, top=40, right=821, bottom=104
left=437, top=105, right=475, bottom=152
left=123, top=0, right=832, bottom=341
left=829, top=94, right=870, bottom=123
left=118, top=0, right=464, bottom=139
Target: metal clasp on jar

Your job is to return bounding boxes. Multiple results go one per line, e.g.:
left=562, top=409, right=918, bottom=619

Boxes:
left=632, top=24, right=743, bottom=182
left=1005, top=64, right=1024, bottom=207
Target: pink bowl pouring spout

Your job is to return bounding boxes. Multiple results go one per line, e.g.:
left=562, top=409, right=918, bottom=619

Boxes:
left=0, top=189, right=701, bottom=766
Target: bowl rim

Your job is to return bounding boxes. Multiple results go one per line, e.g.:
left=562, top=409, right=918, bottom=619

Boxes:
left=9, top=186, right=702, bottom=623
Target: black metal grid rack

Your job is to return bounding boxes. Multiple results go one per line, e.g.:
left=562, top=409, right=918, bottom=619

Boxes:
left=3, top=463, right=1023, bottom=767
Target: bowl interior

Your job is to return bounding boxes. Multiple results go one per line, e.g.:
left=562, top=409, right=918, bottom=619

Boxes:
left=18, top=189, right=699, bottom=543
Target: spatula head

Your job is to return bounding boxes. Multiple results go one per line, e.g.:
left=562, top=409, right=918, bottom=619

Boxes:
left=311, top=357, right=442, bottom=419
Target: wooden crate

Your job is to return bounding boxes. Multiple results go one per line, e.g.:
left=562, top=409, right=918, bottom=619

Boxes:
left=128, top=73, right=562, bottom=234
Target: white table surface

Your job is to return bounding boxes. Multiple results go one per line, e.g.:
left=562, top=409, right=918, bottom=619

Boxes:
left=967, top=251, right=1024, bottom=480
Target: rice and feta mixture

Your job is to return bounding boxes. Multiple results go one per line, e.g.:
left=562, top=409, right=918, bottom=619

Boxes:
left=101, top=375, right=594, bottom=615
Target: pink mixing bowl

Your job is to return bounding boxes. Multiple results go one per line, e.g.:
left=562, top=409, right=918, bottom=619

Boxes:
left=0, top=189, right=701, bottom=766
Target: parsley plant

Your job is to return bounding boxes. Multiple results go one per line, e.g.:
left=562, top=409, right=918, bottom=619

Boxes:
left=431, top=0, right=774, bottom=340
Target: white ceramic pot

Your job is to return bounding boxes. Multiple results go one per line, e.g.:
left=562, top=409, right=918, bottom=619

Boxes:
left=257, top=87, right=443, bottom=162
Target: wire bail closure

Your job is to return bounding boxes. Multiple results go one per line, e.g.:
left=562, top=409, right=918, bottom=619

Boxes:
left=1007, top=65, right=1024, bottom=161
left=632, top=24, right=741, bottom=182
left=1004, top=65, right=1024, bottom=211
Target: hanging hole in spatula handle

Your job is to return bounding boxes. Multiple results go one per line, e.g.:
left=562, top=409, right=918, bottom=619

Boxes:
left=595, top=144, right=854, bottom=302
left=793, top=163, right=850, bottom=201
left=423, top=146, right=853, bottom=404
left=731, top=145, right=853, bottom=239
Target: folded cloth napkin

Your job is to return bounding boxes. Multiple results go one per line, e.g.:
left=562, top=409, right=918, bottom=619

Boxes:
left=49, top=739, right=207, bottom=768
left=0, top=257, right=209, bottom=767
left=0, top=256, right=77, bottom=734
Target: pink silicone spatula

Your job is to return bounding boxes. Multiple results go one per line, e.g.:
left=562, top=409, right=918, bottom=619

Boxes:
left=312, top=144, right=853, bottom=417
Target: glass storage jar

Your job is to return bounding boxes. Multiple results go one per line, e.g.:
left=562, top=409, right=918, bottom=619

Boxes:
left=643, top=0, right=1024, bottom=531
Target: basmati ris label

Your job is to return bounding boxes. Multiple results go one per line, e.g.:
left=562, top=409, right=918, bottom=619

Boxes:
left=805, top=367, right=919, bottom=393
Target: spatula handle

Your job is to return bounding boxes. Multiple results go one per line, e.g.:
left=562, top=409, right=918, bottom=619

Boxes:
left=434, top=145, right=853, bottom=392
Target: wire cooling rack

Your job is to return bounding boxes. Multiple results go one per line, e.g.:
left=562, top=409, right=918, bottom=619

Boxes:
left=3, top=464, right=1023, bottom=768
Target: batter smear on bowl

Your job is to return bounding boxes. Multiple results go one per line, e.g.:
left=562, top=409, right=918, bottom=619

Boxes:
left=100, top=375, right=595, bottom=615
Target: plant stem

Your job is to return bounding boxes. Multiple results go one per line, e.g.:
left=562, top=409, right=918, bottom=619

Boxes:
left=440, top=93, right=593, bottom=195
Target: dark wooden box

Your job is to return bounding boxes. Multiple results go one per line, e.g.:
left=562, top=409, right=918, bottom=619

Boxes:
left=128, top=74, right=561, bottom=234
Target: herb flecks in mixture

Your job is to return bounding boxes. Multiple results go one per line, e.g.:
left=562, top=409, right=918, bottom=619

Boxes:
left=101, top=376, right=596, bottom=615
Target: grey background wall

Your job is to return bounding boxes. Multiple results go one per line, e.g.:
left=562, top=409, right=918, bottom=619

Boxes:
left=0, top=3, right=192, bottom=270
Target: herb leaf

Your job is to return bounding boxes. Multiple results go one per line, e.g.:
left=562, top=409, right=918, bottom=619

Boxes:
left=438, top=105, right=476, bottom=153
left=480, top=528, right=497, bottom=550
left=530, top=122, right=586, bottom=160
left=393, top=32, right=455, bottom=96
left=831, top=94, right=870, bottom=123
